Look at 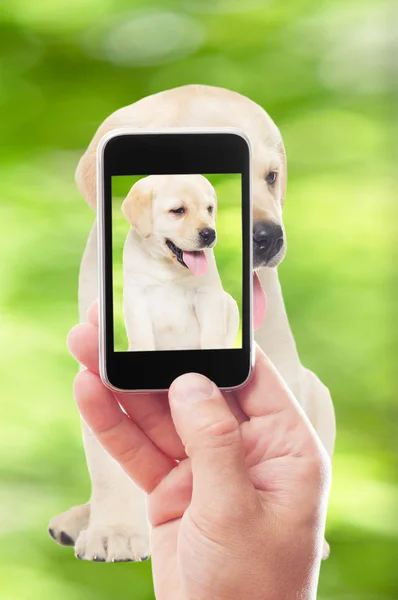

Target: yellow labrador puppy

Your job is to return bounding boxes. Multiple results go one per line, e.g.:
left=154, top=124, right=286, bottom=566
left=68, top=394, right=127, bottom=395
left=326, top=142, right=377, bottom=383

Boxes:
left=121, top=174, right=239, bottom=351
left=49, top=85, right=335, bottom=562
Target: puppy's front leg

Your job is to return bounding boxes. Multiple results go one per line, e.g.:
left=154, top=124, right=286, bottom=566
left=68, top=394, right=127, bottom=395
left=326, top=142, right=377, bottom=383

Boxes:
left=74, top=422, right=150, bottom=562
left=124, top=287, right=156, bottom=351
left=50, top=221, right=151, bottom=562
left=195, top=291, right=239, bottom=349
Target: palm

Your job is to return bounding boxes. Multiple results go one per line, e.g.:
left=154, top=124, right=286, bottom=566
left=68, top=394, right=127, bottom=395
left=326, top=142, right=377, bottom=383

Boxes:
left=151, top=520, right=181, bottom=599
left=69, top=313, right=327, bottom=596
left=147, top=405, right=307, bottom=599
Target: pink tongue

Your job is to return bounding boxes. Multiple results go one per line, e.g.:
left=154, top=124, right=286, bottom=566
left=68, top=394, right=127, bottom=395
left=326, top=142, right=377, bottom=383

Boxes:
left=253, top=272, right=267, bottom=330
left=183, top=251, right=208, bottom=276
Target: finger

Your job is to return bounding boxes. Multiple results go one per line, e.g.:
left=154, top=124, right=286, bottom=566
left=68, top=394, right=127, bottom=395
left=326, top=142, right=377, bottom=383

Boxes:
left=236, top=344, right=308, bottom=422
left=224, top=391, right=248, bottom=424
left=169, top=373, right=252, bottom=507
left=68, top=322, right=99, bottom=373
left=67, top=319, right=186, bottom=459
left=148, top=458, right=193, bottom=527
left=116, top=392, right=186, bottom=460
left=236, top=345, right=322, bottom=472
left=74, top=370, right=175, bottom=493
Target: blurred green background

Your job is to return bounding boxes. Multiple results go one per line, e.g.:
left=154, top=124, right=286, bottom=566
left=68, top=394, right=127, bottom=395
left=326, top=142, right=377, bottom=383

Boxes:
left=0, top=0, right=396, bottom=599
left=112, top=174, right=242, bottom=351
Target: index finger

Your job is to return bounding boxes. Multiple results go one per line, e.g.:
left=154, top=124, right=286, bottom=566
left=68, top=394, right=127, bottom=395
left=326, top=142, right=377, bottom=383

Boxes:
left=74, top=370, right=175, bottom=493
left=67, top=301, right=186, bottom=460
left=235, top=345, right=308, bottom=421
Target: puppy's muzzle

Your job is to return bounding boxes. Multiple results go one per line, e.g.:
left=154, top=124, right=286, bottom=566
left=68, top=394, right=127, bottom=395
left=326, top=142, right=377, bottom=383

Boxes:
left=198, top=228, right=216, bottom=248
left=253, top=221, right=284, bottom=268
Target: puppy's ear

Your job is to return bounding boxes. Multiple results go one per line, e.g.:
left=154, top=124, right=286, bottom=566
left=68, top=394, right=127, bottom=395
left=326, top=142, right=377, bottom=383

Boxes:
left=277, top=140, right=287, bottom=207
left=121, top=178, right=155, bottom=238
left=75, top=150, right=97, bottom=211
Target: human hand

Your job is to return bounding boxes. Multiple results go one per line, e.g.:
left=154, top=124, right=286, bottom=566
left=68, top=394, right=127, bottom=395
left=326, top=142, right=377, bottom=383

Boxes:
left=68, top=302, right=330, bottom=600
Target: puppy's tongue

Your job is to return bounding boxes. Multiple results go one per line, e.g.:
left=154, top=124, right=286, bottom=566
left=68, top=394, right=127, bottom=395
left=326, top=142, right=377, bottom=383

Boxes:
left=253, top=271, right=267, bottom=329
left=183, top=250, right=208, bottom=276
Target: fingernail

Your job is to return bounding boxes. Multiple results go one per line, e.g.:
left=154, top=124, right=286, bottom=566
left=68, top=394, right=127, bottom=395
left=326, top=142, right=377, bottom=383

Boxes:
left=171, top=373, right=214, bottom=403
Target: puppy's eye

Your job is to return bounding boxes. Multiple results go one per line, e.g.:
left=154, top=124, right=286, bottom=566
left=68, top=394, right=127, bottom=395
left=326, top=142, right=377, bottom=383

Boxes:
left=208, top=206, right=213, bottom=213
left=170, top=207, right=185, bottom=215
left=266, top=171, right=277, bottom=185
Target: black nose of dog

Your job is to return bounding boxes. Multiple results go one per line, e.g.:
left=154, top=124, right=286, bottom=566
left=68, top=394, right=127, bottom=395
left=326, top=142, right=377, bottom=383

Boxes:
left=199, top=228, right=216, bottom=247
left=253, top=221, right=284, bottom=266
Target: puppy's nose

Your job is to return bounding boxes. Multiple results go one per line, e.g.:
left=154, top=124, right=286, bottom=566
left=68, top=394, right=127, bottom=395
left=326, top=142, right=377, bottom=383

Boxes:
left=253, top=221, right=284, bottom=265
left=199, top=228, right=216, bottom=247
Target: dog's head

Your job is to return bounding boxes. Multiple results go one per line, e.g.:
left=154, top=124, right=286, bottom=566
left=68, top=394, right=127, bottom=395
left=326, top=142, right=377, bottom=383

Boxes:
left=247, top=109, right=287, bottom=270
left=76, top=85, right=287, bottom=271
left=122, top=174, right=217, bottom=276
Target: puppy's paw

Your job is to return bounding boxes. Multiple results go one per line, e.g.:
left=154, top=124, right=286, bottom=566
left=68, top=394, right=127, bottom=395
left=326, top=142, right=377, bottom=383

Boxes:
left=322, top=539, right=331, bottom=560
left=74, top=525, right=150, bottom=563
left=49, top=504, right=90, bottom=547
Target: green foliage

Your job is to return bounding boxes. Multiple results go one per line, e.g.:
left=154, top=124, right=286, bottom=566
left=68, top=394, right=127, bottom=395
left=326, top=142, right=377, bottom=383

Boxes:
left=0, top=0, right=395, bottom=599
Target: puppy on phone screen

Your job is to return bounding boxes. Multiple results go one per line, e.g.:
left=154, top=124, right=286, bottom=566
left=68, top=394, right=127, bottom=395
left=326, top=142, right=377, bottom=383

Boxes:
left=121, top=174, right=239, bottom=351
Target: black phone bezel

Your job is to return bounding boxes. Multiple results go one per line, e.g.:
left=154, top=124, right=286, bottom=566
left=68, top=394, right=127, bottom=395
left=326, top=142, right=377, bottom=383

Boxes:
left=99, top=130, right=252, bottom=391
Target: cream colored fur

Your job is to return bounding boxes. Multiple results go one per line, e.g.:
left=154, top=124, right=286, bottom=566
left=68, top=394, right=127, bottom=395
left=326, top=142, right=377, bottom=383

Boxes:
left=121, top=175, right=238, bottom=352
left=48, top=85, right=335, bottom=562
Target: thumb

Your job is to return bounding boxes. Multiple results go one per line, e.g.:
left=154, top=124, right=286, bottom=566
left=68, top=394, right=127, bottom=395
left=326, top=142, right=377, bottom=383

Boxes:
left=169, top=373, right=251, bottom=506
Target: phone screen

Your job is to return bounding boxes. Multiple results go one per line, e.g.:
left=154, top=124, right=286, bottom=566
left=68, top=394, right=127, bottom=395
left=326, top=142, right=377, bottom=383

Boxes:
left=100, top=131, right=252, bottom=391
left=111, top=173, right=243, bottom=352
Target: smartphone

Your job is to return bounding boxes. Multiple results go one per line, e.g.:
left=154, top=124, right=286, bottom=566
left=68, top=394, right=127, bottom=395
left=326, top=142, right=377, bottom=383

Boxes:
left=97, top=128, right=253, bottom=392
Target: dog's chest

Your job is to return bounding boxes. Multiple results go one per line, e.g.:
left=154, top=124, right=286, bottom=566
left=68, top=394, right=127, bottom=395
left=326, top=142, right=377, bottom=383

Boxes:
left=146, top=285, right=200, bottom=349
